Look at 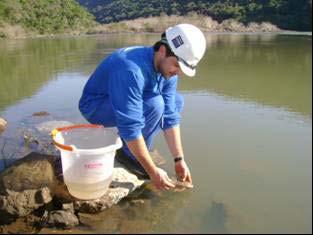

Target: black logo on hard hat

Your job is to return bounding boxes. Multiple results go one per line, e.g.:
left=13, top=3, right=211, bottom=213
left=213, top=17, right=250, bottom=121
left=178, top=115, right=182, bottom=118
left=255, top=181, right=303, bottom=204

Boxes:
left=172, top=35, right=184, bottom=48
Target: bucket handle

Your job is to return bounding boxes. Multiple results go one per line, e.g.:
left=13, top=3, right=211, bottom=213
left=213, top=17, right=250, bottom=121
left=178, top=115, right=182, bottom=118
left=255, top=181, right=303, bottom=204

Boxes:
left=51, top=124, right=103, bottom=152
left=71, top=145, right=80, bottom=158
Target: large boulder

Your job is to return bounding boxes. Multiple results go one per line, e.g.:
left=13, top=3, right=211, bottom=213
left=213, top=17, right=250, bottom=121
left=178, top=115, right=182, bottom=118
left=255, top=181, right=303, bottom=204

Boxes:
left=0, top=152, right=56, bottom=224
left=0, top=153, right=56, bottom=193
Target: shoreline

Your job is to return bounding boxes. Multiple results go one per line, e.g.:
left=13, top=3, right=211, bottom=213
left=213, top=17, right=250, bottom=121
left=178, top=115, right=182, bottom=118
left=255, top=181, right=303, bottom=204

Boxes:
left=1, top=29, right=311, bottom=41
left=1, top=14, right=311, bottom=40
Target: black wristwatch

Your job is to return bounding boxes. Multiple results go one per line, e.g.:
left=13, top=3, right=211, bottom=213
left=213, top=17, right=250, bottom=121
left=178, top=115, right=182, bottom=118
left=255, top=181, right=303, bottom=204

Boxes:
left=174, top=156, right=183, bottom=163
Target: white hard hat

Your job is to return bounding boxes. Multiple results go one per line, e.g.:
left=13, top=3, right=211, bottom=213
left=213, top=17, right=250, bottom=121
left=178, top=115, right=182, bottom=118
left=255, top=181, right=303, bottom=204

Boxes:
left=165, top=24, right=206, bottom=77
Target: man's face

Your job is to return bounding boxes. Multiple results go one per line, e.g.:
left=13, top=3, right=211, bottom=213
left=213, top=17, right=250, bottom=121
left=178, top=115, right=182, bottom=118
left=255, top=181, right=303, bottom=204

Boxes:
left=157, top=46, right=182, bottom=79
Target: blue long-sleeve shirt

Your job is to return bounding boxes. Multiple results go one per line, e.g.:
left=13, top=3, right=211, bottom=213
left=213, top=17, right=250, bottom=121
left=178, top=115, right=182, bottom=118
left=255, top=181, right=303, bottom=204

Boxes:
left=79, top=46, right=180, bottom=141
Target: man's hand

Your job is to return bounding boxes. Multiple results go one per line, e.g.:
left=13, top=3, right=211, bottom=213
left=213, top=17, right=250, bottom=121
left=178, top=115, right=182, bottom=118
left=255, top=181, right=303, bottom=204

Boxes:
left=175, top=159, right=193, bottom=185
left=149, top=167, right=175, bottom=190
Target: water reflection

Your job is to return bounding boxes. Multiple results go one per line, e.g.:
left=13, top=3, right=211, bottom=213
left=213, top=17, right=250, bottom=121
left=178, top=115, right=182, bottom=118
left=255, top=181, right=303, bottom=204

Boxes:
left=0, top=34, right=159, bottom=112
left=0, top=37, right=97, bottom=111
left=0, top=33, right=311, bottom=116
left=180, top=34, right=312, bottom=116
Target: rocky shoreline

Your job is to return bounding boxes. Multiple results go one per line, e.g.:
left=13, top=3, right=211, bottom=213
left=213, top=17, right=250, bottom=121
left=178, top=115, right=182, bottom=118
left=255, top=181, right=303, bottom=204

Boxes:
left=0, top=152, right=146, bottom=232
left=0, top=114, right=189, bottom=233
left=0, top=114, right=147, bottom=233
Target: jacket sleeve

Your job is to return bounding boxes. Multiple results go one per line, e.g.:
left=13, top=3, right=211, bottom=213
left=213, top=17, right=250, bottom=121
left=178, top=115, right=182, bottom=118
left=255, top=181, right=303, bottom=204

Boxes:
left=161, top=76, right=181, bottom=130
left=108, top=69, right=145, bottom=141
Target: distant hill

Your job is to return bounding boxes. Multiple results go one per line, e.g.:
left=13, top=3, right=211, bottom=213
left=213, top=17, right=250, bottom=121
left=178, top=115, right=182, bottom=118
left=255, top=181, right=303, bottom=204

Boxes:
left=0, top=0, right=96, bottom=37
left=77, top=0, right=312, bottom=31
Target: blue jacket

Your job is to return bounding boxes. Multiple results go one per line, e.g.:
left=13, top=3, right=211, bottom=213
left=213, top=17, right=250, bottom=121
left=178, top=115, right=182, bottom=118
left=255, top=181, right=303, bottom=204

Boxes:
left=79, top=46, right=180, bottom=141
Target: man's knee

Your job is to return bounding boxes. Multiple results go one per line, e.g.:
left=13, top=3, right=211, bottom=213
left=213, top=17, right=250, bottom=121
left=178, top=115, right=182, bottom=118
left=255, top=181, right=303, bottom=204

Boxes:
left=80, top=99, right=116, bottom=126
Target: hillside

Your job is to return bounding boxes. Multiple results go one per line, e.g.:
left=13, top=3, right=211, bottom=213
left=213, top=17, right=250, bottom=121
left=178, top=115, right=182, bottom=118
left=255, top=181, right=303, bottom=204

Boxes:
left=0, top=0, right=96, bottom=38
left=78, top=0, right=312, bottom=31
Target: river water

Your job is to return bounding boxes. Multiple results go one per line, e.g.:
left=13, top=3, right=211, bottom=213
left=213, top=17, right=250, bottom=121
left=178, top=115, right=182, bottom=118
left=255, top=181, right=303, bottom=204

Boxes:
left=0, top=33, right=312, bottom=233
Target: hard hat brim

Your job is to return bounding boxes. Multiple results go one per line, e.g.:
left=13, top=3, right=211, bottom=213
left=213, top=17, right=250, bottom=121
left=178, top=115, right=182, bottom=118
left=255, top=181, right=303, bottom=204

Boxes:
left=178, top=60, right=196, bottom=77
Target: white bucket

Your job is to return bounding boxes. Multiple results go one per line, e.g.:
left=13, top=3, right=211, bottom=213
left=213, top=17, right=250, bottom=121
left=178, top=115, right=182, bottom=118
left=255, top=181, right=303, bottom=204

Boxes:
left=51, top=124, right=122, bottom=200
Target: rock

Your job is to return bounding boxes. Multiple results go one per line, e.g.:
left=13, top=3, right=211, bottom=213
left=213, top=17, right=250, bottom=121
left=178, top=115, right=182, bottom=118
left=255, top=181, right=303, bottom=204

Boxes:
left=20, top=120, right=74, bottom=156
left=77, top=200, right=152, bottom=233
left=36, top=186, right=53, bottom=204
left=32, top=111, right=50, bottom=117
left=0, top=187, right=52, bottom=224
left=35, top=120, right=73, bottom=135
left=80, top=199, right=152, bottom=232
left=0, top=152, right=56, bottom=223
left=73, top=165, right=145, bottom=213
left=78, top=211, right=103, bottom=225
left=170, top=177, right=194, bottom=192
left=45, top=210, right=79, bottom=229
left=129, top=199, right=145, bottom=206
left=61, top=203, right=74, bottom=214
left=78, top=206, right=123, bottom=232
left=0, top=152, right=57, bottom=193
left=0, top=212, right=42, bottom=234
left=0, top=117, right=7, bottom=134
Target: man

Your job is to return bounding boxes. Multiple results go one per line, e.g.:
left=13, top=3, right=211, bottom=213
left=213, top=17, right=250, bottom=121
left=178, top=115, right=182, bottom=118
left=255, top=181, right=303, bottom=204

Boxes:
left=79, top=24, right=206, bottom=190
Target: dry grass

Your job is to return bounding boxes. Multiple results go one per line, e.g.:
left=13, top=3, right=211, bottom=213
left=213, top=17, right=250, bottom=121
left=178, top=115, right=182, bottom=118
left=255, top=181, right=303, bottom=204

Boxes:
left=87, top=13, right=220, bottom=34
left=0, top=23, right=89, bottom=39
left=0, top=23, right=31, bottom=39
left=87, top=13, right=280, bottom=34
left=0, top=13, right=281, bottom=39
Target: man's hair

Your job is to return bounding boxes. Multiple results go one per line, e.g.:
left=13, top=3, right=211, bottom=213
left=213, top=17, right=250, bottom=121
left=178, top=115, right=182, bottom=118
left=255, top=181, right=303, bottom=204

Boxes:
left=153, top=32, right=176, bottom=57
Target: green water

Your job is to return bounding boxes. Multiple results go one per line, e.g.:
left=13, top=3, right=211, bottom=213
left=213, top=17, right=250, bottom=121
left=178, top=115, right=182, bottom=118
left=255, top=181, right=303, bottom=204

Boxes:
left=0, top=33, right=312, bottom=233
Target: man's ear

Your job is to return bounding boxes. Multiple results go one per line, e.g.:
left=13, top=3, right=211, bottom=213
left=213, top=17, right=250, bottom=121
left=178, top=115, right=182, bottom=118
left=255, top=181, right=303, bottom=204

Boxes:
left=159, top=44, right=167, bottom=57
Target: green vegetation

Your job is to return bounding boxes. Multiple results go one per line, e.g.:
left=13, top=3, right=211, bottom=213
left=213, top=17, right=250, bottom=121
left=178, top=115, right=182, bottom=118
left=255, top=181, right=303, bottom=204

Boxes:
left=78, top=0, right=312, bottom=31
left=0, top=0, right=96, bottom=37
